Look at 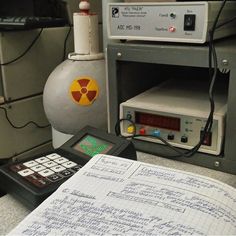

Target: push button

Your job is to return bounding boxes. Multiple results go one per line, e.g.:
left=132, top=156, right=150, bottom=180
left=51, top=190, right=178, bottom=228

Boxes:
left=181, top=136, right=188, bottom=143
left=167, top=134, right=174, bottom=140
left=153, top=130, right=160, bottom=137
left=139, top=128, right=146, bottom=135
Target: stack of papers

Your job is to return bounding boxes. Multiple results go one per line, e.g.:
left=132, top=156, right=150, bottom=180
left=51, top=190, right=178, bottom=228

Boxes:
left=9, top=154, right=236, bottom=235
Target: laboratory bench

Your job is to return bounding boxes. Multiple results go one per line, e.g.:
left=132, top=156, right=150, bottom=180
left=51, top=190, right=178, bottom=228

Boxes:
left=0, top=151, right=235, bottom=235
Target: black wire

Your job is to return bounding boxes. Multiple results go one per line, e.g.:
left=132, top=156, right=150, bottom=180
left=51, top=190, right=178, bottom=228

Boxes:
left=0, top=106, right=50, bottom=129
left=215, top=15, right=236, bottom=30
left=115, top=118, right=195, bottom=157
left=0, top=28, right=44, bottom=66
left=133, top=134, right=187, bottom=157
left=62, top=25, right=72, bottom=61
left=181, top=0, right=227, bottom=157
left=0, top=26, right=72, bottom=129
left=115, top=1, right=228, bottom=158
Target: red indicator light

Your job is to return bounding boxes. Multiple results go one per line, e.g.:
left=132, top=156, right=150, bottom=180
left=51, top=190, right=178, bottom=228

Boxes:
left=169, top=26, right=176, bottom=32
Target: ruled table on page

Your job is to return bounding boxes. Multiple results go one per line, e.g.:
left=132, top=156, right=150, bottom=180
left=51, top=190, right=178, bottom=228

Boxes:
left=8, top=154, right=236, bottom=235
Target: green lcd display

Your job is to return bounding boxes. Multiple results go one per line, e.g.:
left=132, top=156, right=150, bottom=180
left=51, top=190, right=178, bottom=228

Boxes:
left=73, top=135, right=114, bottom=157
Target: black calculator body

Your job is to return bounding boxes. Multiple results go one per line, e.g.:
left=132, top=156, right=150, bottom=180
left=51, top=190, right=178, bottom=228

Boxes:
left=0, top=126, right=137, bottom=209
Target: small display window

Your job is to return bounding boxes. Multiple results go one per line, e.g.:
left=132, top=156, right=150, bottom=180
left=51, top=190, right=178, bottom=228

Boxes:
left=73, top=135, right=114, bottom=157
left=136, top=112, right=180, bottom=131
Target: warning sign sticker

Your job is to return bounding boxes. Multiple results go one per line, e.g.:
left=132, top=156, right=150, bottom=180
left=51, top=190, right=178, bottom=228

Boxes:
left=70, top=77, right=99, bottom=106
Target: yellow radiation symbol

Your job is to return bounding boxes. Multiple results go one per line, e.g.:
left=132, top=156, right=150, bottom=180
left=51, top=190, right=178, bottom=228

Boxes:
left=69, top=76, right=99, bottom=106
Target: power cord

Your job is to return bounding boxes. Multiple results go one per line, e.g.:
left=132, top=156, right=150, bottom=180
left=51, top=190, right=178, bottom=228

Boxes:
left=0, top=27, right=50, bottom=129
left=115, top=0, right=229, bottom=158
left=0, top=28, right=44, bottom=66
left=62, top=24, right=72, bottom=61
left=115, top=118, right=199, bottom=158
left=0, top=106, right=50, bottom=129
left=0, top=25, right=72, bottom=128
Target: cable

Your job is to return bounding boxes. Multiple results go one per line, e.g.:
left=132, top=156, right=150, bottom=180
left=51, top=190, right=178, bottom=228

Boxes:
left=0, top=106, right=50, bottom=129
left=0, top=28, right=44, bottom=66
left=0, top=26, right=71, bottom=129
left=115, top=118, right=202, bottom=157
left=62, top=25, right=72, bottom=61
left=115, top=1, right=228, bottom=158
left=215, top=15, right=236, bottom=30
left=0, top=27, right=50, bottom=129
left=115, top=118, right=194, bottom=158
left=180, top=0, right=227, bottom=157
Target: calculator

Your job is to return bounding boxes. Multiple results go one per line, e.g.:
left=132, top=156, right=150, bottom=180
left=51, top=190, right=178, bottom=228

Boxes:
left=0, top=126, right=136, bottom=209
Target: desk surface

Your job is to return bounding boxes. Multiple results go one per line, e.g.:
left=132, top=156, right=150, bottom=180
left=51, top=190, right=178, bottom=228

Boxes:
left=0, top=152, right=236, bottom=235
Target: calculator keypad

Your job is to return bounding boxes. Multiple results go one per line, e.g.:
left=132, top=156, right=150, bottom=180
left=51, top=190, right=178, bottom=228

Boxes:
left=9, top=153, right=82, bottom=188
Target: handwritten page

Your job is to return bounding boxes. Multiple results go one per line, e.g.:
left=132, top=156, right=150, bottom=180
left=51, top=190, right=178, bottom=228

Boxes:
left=9, top=154, right=236, bottom=235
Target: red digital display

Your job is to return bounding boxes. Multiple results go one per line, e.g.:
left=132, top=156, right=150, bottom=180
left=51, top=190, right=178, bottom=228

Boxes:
left=135, top=112, right=180, bottom=131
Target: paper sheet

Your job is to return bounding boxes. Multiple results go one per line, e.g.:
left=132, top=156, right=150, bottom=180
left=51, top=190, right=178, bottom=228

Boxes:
left=9, top=154, right=236, bottom=235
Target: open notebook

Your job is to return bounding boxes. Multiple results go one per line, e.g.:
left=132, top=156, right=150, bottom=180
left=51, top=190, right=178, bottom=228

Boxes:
left=9, top=154, right=236, bottom=235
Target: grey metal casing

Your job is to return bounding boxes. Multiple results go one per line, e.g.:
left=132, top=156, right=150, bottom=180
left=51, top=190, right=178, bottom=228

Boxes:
left=0, top=27, right=73, bottom=101
left=0, top=95, right=51, bottom=159
left=107, top=1, right=236, bottom=44
left=107, top=37, right=236, bottom=174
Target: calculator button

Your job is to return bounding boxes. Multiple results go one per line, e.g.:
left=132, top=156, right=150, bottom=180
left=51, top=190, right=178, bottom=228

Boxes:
left=35, top=157, right=50, bottom=164
left=9, top=164, right=26, bottom=172
left=25, top=173, right=51, bottom=187
left=46, top=153, right=61, bottom=160
left=32, top=178, right=51, bottom=188
left=54, top=157, right=68, bottom=164
left=25, top=173, right=39, bottom=181
left=47, top=174, right=63, bottom=182
left=71, top=165, right=82, bottom=172
left=62, top=161, right=77, bottom=168
left=43, top=161, right=57, bottom=168
left=31, top=165, right=46, bottom=172
left=23, top=160, right=38, bottom=168
left=60, top=169, right=74, bottom=177
left=18, top=169, right=34, bottom=177
left=50, top=165, right=66, bottom=173
left=38, top=169, right=55, bottom=177
left=37, top=178, right=50, bottom=187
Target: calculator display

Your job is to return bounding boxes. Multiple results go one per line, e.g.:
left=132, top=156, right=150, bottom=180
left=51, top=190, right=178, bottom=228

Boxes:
left=73, top=135, right=114, bottom=157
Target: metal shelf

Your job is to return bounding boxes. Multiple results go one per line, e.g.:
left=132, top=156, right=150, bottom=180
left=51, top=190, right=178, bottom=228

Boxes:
left=107, top=37, right=236, bottom=174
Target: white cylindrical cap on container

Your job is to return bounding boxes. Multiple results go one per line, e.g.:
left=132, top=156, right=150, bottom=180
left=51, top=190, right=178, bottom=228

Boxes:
left=73, top=0, right=99, bottom=55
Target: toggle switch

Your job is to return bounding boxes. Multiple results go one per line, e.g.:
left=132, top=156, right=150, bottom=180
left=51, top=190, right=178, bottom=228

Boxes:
left=184, top=14, right=196, bottom=31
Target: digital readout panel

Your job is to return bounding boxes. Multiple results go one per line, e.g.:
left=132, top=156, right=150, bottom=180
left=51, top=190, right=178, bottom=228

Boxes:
left=135, top=112, right=181, bottom=131
left=73, top=135, right=114, bottom=157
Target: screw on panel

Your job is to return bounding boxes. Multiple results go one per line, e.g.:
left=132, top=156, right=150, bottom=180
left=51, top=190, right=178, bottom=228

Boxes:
left=117, top=52, right=122, bottom=57
left=214, top=161, right=220, bottom=167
